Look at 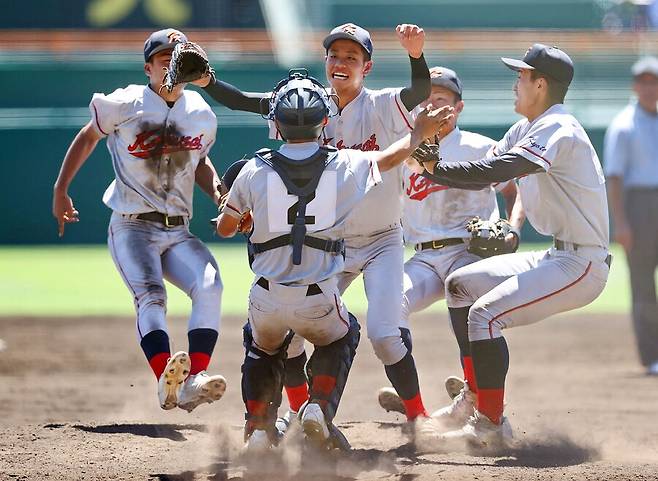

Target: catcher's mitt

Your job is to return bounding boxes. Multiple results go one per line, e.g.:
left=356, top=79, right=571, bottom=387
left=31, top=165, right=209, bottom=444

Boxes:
left=466, top=217, right=519, bottom=258
left=161, top=42, right=214, bottom=93
left=410, top=137, right=441, bottom=168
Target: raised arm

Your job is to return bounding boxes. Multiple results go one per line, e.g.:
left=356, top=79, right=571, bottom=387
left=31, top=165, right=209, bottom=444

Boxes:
left=372, top=106, right=453, bottom=172
left=194, top=75, right=269, bottom=114
left=396, top=24, right=431, bottom=111
left=52, top=121, right=104, bottom=236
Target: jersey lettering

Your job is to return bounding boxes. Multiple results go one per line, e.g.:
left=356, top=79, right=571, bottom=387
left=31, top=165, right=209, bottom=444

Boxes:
left=287, top=191, right=316, bottom=225
left=266, top=171, right=337, bottom=233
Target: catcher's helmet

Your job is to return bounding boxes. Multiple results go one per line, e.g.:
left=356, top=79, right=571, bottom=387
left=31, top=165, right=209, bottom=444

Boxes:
left=269, top=69, right=334, bottom=141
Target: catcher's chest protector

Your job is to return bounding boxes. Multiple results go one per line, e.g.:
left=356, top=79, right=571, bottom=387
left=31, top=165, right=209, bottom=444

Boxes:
left=255, top=147, right=338, bottom=265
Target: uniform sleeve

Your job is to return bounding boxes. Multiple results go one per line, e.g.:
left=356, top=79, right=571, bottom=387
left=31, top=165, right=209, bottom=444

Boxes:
left=486, top=122, right=522, bottom=160
left=346, top=150, right=382, bottom=195
left=603, top=118, right=630, bottom=178
left=507, top=119, right=568, bottom=171
left=88, top=90, right=128, bottom=137
left=199, top=110, right=217, bottom=159
left=373, top=88, right=414, bottom=136
left=224, top=161, right=254, bottom=219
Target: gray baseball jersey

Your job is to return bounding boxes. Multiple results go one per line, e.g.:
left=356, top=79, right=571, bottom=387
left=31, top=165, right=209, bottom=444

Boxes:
left=446, top=104, right=610, bottom=342
left=91, top=85, right=216, bottom=217
left=224, top=142, right=381, bottom=286
left=490, top=104, right=609, bottom=248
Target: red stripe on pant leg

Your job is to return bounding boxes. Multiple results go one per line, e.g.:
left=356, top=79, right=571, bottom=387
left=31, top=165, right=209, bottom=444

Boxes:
left=487, top=262, right=593, bottom=338
left=402, top=392, right=428, bottom=421
left=285, top=383, right=309, bottom=412
left=189, top=352, right=211, bottom=375
left=477, top=388, right=505, bottom=425
left=463, top=355, right=478, bottom=393
left=149, top=352, right=171, bottom=379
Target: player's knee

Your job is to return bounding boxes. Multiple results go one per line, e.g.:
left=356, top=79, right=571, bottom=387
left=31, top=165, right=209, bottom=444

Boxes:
left=467, top=303, right=503, bottom=341
left=370, top=335, right=408, bottom=366
left=138, top=284, right=167, bottom=318
left=445, top=270, right=475, bottom=307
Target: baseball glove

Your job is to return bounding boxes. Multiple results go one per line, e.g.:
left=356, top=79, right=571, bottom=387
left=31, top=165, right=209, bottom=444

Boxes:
left=466, top=217, right=519, bottom=258
left=161, top=42, right=214, bottom=93
left=410, top=137, right=441, bottom=168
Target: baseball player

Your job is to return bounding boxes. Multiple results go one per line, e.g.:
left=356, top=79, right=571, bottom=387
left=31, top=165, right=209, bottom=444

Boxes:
left=376, top=67, right=525, bottom=428
left=216, top=71, right=453, bottom=451
left=52, top=29, right=228, bottom=413
left=408, top=44, right=610, bottom=451
left=270, top=23, right=434, bottom=427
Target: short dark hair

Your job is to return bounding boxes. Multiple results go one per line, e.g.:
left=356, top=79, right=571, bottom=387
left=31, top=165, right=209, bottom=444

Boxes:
left=530, top=70, right=568, bottom=103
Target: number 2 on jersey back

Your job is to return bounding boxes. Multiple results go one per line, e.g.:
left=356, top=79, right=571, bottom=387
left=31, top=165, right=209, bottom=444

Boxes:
left=266, top=171, right=337, bottom=233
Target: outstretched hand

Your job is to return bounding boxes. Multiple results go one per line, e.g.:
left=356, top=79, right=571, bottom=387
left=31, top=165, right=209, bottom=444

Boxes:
left=396, top=24, right=425, bottom=59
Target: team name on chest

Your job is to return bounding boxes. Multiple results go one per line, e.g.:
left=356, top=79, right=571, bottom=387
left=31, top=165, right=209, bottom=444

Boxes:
left=127, top=128, right=204, bottom=159
left=323, top=133, right=380, bottom=151
left=406, top=173, right=449, bottom=201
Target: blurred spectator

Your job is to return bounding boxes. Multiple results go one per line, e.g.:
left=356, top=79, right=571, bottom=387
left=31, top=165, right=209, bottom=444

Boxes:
left=604, top=56, right=658, bottom=375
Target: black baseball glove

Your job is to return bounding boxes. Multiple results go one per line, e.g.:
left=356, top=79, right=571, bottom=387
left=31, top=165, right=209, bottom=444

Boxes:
left=466, top=217, right=519, bottom=258
left=161, top=42, right=214, bottom=93
left=410, top=136, right=441, bottom=168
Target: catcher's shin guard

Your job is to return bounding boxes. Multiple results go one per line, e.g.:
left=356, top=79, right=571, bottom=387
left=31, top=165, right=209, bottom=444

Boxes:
left=306, top=312, right=360, bottom=422
left=241, top=323, right=294, bottom=439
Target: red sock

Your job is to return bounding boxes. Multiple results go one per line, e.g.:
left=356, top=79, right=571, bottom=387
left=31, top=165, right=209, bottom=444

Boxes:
left=285, top=383, right=309, bottom=412
left=402, top=392, right=428, bottom=421
left=462, top=355, right=478, bottom=393
left=148, top=352, right=170, bottom=379
left=477, top=388, right=505, bottom=425
left=189, top=352, right=211, bottom=375
left=246, top=400, right=269, bottom=430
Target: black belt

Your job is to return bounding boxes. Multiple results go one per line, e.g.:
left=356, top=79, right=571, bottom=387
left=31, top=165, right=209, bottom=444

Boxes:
left=256, top=277, right=323, bottom=296
left=135, top=212, right=186, bottom=227
left=416, top=238, right=464, bottom=251
left=554, top=239, right=612, bottom=268
left=251, top=234, right=344, bottom=256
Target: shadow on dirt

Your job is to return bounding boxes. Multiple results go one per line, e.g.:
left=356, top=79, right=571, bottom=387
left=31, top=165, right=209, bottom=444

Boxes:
left=73, top=423, right=207, bottom=441
left=496, top=435, right=600, bottom=468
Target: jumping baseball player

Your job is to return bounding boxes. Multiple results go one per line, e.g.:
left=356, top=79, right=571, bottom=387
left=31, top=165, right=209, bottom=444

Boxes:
left=52, top=29, right=228, bottom=413
left=376, top=67, right=525, bottom=428
left=409, top=44, right=610, bottom=451
left=215, top=70, right=453, bottom=451
left=269, top=23, right=434, bottom=427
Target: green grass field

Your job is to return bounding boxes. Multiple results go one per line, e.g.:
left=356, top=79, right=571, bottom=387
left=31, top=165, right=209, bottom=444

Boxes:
left=0, top=243, right=631, bottom=317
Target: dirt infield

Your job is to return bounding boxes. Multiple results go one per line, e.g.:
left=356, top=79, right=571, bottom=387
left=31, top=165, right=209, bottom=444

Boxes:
left=1, top=312, right=658, bottom=481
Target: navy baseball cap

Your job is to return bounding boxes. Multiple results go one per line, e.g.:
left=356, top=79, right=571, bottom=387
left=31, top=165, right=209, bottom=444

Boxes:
left=429, top=67, right=463, bottom=96
left=632, top=56, right=658, bottom=78
left=323, top=23, right=373, bottom=59
left=143, top=28, right=188, bottom=62
left=501, top=44, right=574, bottom=86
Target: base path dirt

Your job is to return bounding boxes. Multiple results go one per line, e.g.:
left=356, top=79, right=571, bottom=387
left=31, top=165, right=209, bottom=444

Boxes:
left=1, top=312, right=657, bottom=480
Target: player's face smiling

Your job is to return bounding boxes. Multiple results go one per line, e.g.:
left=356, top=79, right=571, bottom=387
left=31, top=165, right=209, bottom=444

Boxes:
left=325, top=39, right=372, bottom=103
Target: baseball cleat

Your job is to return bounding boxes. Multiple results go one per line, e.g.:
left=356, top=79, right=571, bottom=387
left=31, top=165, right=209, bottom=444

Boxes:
left=177, top=371, right=227, bottom=412
left=300, top=402, right=330, bottom=444
left=444, top=376, right=466, bottom=399
left=430, top=383, right=476, bottom=428
left=158, top=351, right=191, bottom=410
left=244, top=429, right=273, bottom=453
left=377, top=386, right=406, bottom=415
left=274, top=408, right=297, bottom=437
